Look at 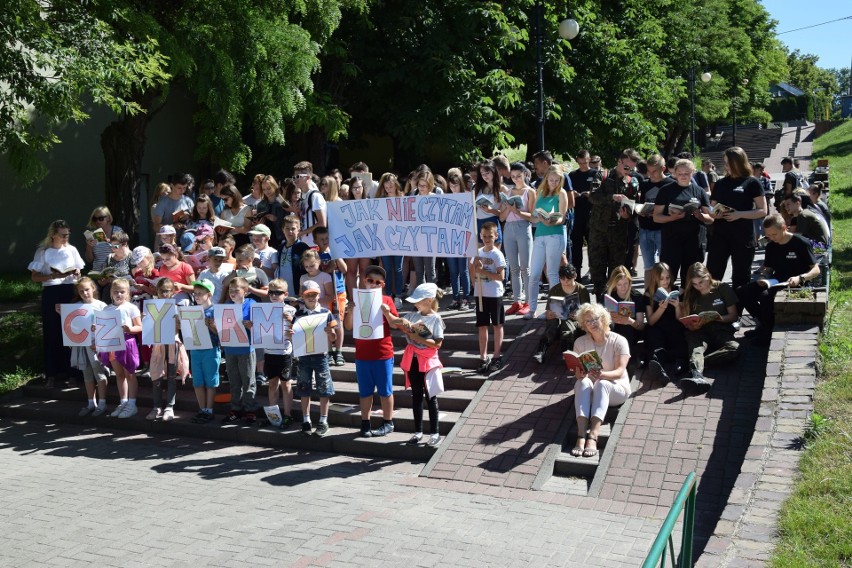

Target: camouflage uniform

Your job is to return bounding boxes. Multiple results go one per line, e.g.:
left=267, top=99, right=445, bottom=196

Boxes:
left=587, top=173, right=639, bottom=294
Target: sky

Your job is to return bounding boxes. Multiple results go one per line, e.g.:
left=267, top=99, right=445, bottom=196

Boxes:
left=763, top=1, right=851, bottom=70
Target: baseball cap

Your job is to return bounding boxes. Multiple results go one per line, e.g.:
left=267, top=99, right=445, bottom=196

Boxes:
left=300, top=280, right=321, bottom=296
left=192, top=280, right=215, bottom=294
left=248, top=224, right=271, bottom=238
left=195, top=225, right=214, bottom=240
left=208, top=246, right=226, bottom=258
left=130, top=246, right=151, bottom=267
left=406, top=283, right=439, bottom=303
left=158, top=225, right=176, bottom=235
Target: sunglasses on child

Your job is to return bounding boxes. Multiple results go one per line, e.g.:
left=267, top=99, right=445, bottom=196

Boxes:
left=268, top=290, right=286, bottom=296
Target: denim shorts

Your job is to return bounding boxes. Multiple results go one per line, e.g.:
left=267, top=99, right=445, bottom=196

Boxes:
left=355, top=358, right=394, bottom=398
left=295, top=354, right=335, bottom=398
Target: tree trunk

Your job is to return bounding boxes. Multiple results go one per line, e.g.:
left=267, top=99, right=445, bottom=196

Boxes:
left=100, top=110, right=150, bottom=247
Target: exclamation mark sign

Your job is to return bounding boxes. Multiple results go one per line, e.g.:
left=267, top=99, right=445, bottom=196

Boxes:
left=358, top=290, right=374, bottom=338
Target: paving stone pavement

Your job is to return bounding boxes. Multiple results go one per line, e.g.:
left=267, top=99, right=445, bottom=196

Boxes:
left=0, top=420, right=663, bottom=567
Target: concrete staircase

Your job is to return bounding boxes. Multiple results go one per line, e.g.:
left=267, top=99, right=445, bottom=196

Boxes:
left=0, top=297, right=529, bottom=462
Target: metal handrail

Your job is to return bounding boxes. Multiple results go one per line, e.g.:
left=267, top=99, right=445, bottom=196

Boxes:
left=642, top=472, right=697, bottom=568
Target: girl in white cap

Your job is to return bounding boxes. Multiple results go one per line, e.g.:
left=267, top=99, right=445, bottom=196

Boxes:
left=381, top=282, right=445, bottom=446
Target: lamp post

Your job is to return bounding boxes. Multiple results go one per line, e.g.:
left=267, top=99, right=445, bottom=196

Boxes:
left=535, top=2, right=579, bottom=152
left=689, top=67, right=712, bottom=156
left=732, top=78, right=749, bottom=147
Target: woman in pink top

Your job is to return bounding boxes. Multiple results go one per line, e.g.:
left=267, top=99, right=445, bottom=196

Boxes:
left=500, top=162, right=537, bottom=316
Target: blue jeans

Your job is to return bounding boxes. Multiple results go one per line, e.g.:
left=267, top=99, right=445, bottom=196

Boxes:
left=503, top=221, right=532, bottom=302
left=528, top=231, right=566, bottom=312
left=639, top=229, right=662, bottom=272
left=381, top=255, right=404, bottom=297
left=447, top=257, right=470, bottom=300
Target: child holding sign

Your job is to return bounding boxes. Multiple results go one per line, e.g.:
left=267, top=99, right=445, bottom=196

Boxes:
left=293, top=280, right=338, bottom=437
left=220, top=277, right=260, bottom=424
left=98, top=279, right=143, bottom=418
left=68, top=277, right=109, bottom=416
left=381, top=283, right=445, bottom=447
left=189, top=280, right=221, bottom=423
left=146, top=278, right=189, bottom=421
left=261, top=279, right=297, bottom=429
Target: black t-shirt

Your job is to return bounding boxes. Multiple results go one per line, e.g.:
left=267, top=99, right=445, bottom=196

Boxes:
left=569, top=168, right=600, bottom=219
left=610, top=288, right=648, bottom=314
left=711, top=176, right=764, bottom=242
left=655, top=182, right=709, bottom=239
left=638, top=177, right=675, bottom=231
left=764, top=234, right=817, bottom=281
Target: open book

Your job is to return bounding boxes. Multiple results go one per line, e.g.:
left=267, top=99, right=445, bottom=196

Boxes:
left=213, top=217, right=233, bottom=232
left=476, top=195, right=496, bottom=208
left=679, top=311, right=721, bottom=328
left=604, top=294, right=636, bottom=318
left=753, top=277, right=789, bottom=290
left=87, top=266, right=117, bottom=280
left=709, top=202, right=735, bottom=217
left=548, top=293, right=580, bottom=320
left=653, top=288, right=680, bottom=303
left=669, top=200, right=701, bottom=216
left=534, top=208, right=561, bottom=223
left=504, top=194, right=524, bottom=208
left=562, top=349, right=603, bottom=373
left=620, top=198, right=655, bottom=216
left=83, top=228, right=107, bottom=242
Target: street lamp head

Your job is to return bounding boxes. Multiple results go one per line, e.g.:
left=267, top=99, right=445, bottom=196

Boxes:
left=558, top=18, right=580, bottom=40
left=701, top=72, right=712, bottom=83
left=743, top=78, right=749, bottom=86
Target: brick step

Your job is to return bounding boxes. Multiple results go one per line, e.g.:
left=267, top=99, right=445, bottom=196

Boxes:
left=24, top=381, right=473, bottom=415
left=0, top=396, right=455, bottom=460
left=552, top=424, right=612, bottom=478
left=332, top=346, right=504, bottom=373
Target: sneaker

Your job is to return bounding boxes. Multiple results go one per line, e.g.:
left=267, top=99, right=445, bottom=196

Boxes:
left=92, top=405, right=107, bottom=417
left=646, top=359, right=670, bottom=384
left=313, top=422, right=329, bottom=437
left=162, top=407, right=175, bottom=421
left=110, top=402, right=127, bottom=417
left=516, top=302, right=531, bottom=316
left=459, top=299, right=470, bottom=310
left=371, top=421, right=395, bottom=437
left=78, top=406, right=95, bottom=417
left=426, top=434, right=442, bottom=447
left=449, top=299, right=462, bottom=311
left=360, top=420, right=373, bottom=438
left=533, top=351, right=545, bottom=364
left=117, top=404, right=137, bottom=419
left=680, top=370, right=711, bottom=394
left=199, top=411, right=215, bottom=424
left=335, top=351, right=346, bottom=366
left=488, top=356, right=504, bottom=373
left=505, top=301, right=522, bottom=315
left=301, top=422, right=313, bottom=435
left=191, top=411, right=207, bottom=423
left=221, top=410, right=242, bottom=424
left=243, top=412, right=257, bottom=425
left=255, top=373, right=268, bottom=387
left=279, top=415, right=294, bottom=430
left=477, top=357, right=492, bottom=375
left=407, top=433, right=423, bottom=445
left=146, top=408, right=163, bottom=421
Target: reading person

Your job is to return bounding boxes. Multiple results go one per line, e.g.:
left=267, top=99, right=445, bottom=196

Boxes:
left=568, top=303, right=631, bottom=459
left=737, top=214, right=820, bottom=346
left=532, top=264, right=591, bottom=364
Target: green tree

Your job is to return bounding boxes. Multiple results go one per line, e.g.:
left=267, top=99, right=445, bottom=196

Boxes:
left=784, top=50, right=839, bottom=121
left=0, top=0, right=169, bottom=182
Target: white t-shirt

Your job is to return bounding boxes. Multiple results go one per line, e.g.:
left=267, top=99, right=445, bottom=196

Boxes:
left=104, top=301, right=141, bottom=328
left=573, top=331, right=631, bottom=390
left=28, top=245, right=85, bottom=286
left=197, top=264, right=234, bottom=302
left=300, top=182, right=327, bottom=247
left=255, top=246, right=279, bottom=271
left=472, top=247, right=506, bottom=298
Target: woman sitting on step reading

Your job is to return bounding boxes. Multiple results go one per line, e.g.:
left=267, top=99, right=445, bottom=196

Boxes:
left=567, top=303, right=632, bottom=458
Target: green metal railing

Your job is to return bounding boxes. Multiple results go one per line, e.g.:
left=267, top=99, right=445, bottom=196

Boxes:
left=642, top=472, right=697, bottom=568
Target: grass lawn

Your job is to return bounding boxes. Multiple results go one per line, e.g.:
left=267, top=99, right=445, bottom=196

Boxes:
left=0, top=272, right=42, bottom=303
left=770, top=120, right=852, bottom=567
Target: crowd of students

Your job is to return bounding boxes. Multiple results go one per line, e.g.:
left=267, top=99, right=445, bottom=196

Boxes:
left=27, top=148, right=829, bottom=449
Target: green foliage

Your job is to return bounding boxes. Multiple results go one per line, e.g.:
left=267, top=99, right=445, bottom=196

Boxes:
left=783, top=50, right=840, bottom=122
left=771, top=120, right=852, bottom=568
left=0, top=0, right=170, bottom=184
left=0, top=312, right=42, bottom=376
left=0, top=273, right=41, bottom=303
